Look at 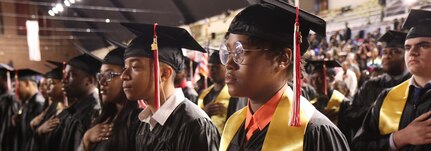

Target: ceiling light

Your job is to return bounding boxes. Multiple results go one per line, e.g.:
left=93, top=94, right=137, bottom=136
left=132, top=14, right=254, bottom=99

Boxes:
left=64, top=0, right=71, bottom=7
left=86, top=28, right=91, bottom=32
left=69, top=0, right=76, bottom=4
left=105, top=19, right=110, bottom=23
left=52, top=7, right=59, bottom=14
left=48, top=10, right=55, bottom=16
left=56, top=4, right=64, bottom=12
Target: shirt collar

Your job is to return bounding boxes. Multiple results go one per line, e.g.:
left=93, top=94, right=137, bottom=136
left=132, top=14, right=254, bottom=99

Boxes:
left=409, top=76, right=431, bottom=88
left=138, top=88, right=185, bottom=130
left=245, top=84, right=287, bottom=131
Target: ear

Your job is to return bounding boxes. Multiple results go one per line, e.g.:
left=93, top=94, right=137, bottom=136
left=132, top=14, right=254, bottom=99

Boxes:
left=275, top=48, right=292, bottom=71
left=160, top=64, right=174, bottom=83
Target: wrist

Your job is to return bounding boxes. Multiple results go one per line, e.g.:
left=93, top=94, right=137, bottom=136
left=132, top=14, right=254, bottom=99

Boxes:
left=393, top=131, right=407, bottom=149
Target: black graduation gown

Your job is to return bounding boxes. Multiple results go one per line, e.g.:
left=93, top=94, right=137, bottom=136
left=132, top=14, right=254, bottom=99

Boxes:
left=0, top=93, right=19, bottom=151
left=92, top=103, right=142, bottom=151
left=59, top=93, right=100, bottom=151
left=40, top=108, right=71, bottom=151
left=135, top=100, right=220, bottom=151
left=344, top=72, right=411, bottom=137
left=182, top=87, right=198, bottom=104
left=352, top=85, right=431, bottom=151
left=226, top=110, right=350, bottom=151
left=14, top=93, right=44, bottom=151
left=26, top=101, right=62, bottom=151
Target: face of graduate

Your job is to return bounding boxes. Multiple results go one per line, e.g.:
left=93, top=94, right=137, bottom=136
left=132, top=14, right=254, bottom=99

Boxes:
left=62, top=65, right=93, bottom=98
left=98, top=64, right=124, bottom=104
left=208, top=63, right=226, bottom=84
left=404, top=37, right=431, bottom=78
left=16, top=80, right=33, bottom=101
left=382, top=47, right=405, bottom=75
left=223, top=33, right=289, bottom=98
left=39, top=78, right=49, bottom=99
left=121, top=57, right=153, bottom=102
left=46, top=78, right=64, bottom=102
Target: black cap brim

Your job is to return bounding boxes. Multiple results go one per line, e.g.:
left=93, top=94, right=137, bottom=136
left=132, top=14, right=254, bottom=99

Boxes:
left=378, top=30, right=407, bottom=48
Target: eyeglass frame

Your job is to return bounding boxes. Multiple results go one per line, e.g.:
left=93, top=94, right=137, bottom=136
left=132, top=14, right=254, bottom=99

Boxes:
left=96, top=71, right=122, bottom=83
left=219, top=41, right=269, bottom=65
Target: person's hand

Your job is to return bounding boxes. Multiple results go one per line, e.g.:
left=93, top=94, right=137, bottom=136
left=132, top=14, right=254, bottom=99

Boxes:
left=37, top=116, right=60, bottom=135
left=394, top=111, right=431, bottom=148
left=82, top=122, right=112, bottom=151
left=203, top=103, right=226, bottom=116
left=30, top=111, right=46, bottom=130
left=83, top=123, right=112, bottom=143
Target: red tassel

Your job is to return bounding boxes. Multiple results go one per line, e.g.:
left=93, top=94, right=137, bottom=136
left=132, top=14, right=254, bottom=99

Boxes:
left=62, top=61, right=69, bottom=107
left=290, top=6, right=301, bottom=127
left=152, top=23, right=160, bottom=110
left=138, top=99, right=147, bottom=109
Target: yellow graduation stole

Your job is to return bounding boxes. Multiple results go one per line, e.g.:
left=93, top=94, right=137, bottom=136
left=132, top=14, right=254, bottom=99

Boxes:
left=219, top=87, right=315, bottom=151
left=325, top=90, right=345, bottom=124
left=309, top=90, right=344, bottom=124
left=379, top=79, right=410, bottom=135
left=198, top=85, right=230, bottom=133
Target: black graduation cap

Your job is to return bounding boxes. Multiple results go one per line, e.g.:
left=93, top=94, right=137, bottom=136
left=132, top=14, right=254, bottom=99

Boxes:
left=12, top=69, right=42, bottom=82
left=306, top=59, right=341, bottom=73
left=122, top=23, right=206, bottom=72
left=45, top=60, right=63, bottom=80
left=209, top=50, right=222, bottom=64
left=306, top=59, right=340, bottom=96
left=228, top=0, right=326, bottom=55
left=402, top=9, right=431, bottom=39
left=67, top=54, right=102, bottom=76
left=103, top=39, right=126, bottom=67
left=378, top=30, right=407, bottom=49
left=0, top=63, right=13, bottom=76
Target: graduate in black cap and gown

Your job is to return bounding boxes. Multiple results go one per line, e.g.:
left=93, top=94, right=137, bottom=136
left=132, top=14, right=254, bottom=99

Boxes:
left=26, top=61, right=66, bottom=151
left=352, top=9, right=431, bottom=151
left=11, top=69, right=45, bottom=151
left=174, top=57, right=199, bottom=103
left=78, top=42, right=142, bottom=151
left=343, top=30, right=411, bottom=143
left=120, top=23, right=220, bottom=151
left=218, top=0, right=350, bottom=150
left=0, top=64, right=19, bottom=151
left=59, top=53, right=102, bottom=151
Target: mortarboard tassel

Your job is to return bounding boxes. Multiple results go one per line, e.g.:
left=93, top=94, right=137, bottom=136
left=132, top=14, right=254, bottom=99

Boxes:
left=151, top=23, right=161, bottom=110
left=138, top=99, right=147, bottom=109
left=62, top=61, right=69, bottom=107
left=290, top=1, right=301, bottom=127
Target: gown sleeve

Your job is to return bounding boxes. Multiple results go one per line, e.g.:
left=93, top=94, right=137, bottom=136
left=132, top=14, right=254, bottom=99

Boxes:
left=303, top=111, right=351, bottom=151
left=351, top=89, right=392, bottom=151
left=176, top=117, right=220, bottom=151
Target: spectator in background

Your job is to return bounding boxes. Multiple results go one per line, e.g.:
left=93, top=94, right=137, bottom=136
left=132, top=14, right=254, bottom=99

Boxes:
left=343, top=22, right=352, bottom=42
left=335, top=62, right=357, bottom=97
left=393, top=18, right=400, bottom=31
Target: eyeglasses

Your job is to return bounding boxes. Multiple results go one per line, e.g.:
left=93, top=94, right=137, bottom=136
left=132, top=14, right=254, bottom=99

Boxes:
left=219, top=41, right=269, bottom=65
left=96, top=71, right=121, bottom=83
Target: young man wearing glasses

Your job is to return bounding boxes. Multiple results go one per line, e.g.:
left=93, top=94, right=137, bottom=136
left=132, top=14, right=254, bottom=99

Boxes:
left=218, top=1, right=349, bottom=151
